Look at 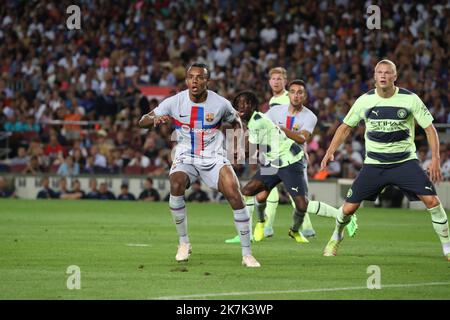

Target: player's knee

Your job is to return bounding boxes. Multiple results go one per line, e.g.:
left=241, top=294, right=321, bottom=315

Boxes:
left=294, top=200, right=307, bottom=212
left=241, top=185, right=252, bottom=197
left=170, top=180, right=186, bottom=195
left=422, top=196, right=440, bottom=209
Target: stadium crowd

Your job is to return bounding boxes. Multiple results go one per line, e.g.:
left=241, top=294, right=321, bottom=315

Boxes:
left=0, top=0, right=449, bottom=193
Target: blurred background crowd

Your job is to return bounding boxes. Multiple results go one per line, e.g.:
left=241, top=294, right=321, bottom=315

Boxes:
left=0, top=0, right=449, bottom=201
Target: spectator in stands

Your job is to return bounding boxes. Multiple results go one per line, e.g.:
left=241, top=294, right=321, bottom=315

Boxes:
left=440, top=148, right=450, bottom=181
left=128, top=149, right=150, bottom=169
left=22, top=155, right=45, bottom=174
left=56, top=177, right=70, bottom=199
left=0, top=177, right=15, bottom=198
left=187, top=180, right=210, bottom=203
left=98, top=182, right=116, bottom=200
left=337, top=142, right=363, bottom=178
left=36, top=177, right=58, bottom=199
left=44, top=133, right=64, bottom=165
left=90, top=145, right=107, bottom=169
left=138, top=177, right=160, bottom=201
left=9, top=147, right=30, bottom=165
left=57, top=155, right=80, bottom=176
left=117, top=183, right=136, bottom=201
left=85, top=178, right=100, bottom=200
left=67, top=179, right=86, bottom=199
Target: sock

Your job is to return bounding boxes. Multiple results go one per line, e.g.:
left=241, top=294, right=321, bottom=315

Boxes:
left=169, top=195, right=189, bottom=244
left=245, top=196, right=254, bottom=216
left=428, top=203, right=450, bottom=255
left=245, top=196, right=254, bottom=238
left=301, top=212, right=313, bottom=231
left=290, top=195, right=314, bottom=231
left=265, top=188, right=279, bottom=229
left=307, top=200, right=340, bottom=218
left=254, top=198, right=266, bottom=222
left=233, top=207, right=252, bottom=256
left=331, top=208, right=352, bottom=241
left=291, top=210, right=305, bottom=232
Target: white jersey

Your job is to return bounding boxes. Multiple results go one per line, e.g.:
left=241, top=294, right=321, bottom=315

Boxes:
left=153, top=89, right=237, bottom=160
left=266, top=104, right=317, bottom=151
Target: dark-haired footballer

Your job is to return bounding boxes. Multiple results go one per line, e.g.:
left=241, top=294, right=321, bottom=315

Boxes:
left=234, top=90, right=311, bottom=244
left=138, top=63, right=260, bottom=267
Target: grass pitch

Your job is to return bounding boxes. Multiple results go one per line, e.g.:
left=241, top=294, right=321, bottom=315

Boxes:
left=0, top=199, right=449, bottom=300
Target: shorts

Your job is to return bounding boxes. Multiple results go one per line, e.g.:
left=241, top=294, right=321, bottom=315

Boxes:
left=346, top=159, right=437, bottom=203
left=252, top=160, right=308, bottom=197
left=169, top=154, right=231, bottom=190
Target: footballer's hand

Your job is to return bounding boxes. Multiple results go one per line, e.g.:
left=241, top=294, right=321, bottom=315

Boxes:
left=427, top=158, right=442, bottom=184
left=154, top=115, right=171, bottom=126
left=320, top=152, right=334, bottom=171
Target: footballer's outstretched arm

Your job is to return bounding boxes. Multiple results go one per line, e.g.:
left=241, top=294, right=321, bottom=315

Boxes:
left=424, top=124, right=443, bottom=183
left=138, top=111, right=170, bottom=129
left=280, top=127, right=311, bottom=144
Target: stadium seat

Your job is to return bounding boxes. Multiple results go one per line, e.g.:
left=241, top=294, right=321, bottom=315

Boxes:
left=124, top=166, right=142, bottom=175
left=9, top=164, right=27, bottom=173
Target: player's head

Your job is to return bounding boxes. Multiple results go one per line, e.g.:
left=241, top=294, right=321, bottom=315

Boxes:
left=233, top=91, right=259, bottom=123
left=287, top=79, right=307, bottom=108
left=268, top=67, right=287, bottom=95
left=186, top=63, right=210, bottom=98
left=374, top=59, right=397, bottom=89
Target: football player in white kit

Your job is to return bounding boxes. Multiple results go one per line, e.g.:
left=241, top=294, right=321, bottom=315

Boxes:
left=139, top=63, right=260, bottom=267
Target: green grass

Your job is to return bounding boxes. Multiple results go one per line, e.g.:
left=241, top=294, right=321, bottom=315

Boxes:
left=0, top=199, right=449, bottom=300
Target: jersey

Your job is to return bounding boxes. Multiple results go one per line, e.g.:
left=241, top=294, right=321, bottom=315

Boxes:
left=153, top=89, right=237, bottom=160
left=266, top=104, right=317, bottom=152
left=247, top=111, right=304, bottom=168
left=269, top=90, right=289, bottom=107
left=344, top=87, right=434, bottom=165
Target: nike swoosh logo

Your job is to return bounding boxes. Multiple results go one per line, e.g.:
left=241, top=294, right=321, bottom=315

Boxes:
left=179, top=114, right=189, bottom=118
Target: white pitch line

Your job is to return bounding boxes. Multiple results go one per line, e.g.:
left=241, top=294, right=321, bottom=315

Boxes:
left=153, top=281, right=450, bottom=300
left=126, top=243, right=150, bottom=247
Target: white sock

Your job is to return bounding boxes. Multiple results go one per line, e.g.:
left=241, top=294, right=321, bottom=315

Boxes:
left=427, top=203, right=450, bottom=254
left=331, top=208, right=351, bottom=241
left=169, top=195, right=189, bottom=244
left=307, top=200, right=340, bottom=218
left=233, top=207, right=252, bottom=256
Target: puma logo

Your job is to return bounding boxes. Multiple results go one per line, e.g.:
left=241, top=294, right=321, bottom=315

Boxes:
left=371, top=110, right=379, bottom=116
left=291, top=187, right=299, bottom=192
left=425, top=186, right=433, bottom=191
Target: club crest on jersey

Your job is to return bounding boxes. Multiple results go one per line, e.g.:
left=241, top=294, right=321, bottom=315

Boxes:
left=397, top=108, right=407, bottom=119
left=205, top=113, right=214, bottom=122
left=293, top=124, right=300, bottom=131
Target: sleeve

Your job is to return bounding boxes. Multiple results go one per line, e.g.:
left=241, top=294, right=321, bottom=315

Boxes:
left=222, top=99, right=238, bottom=123
left=303, top=113, right=318, bottom=134
left=153, top=95, right=175, bottom=117
left=247, top=114, right=264, bottom=144
left=411, top=94, right=434, bottom=128
left=343, top=96, right=364, bottom=127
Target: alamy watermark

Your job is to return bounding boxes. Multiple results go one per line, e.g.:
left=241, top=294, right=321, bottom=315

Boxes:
left=66, top=265, right=81, bottom=290
left=66, top=5, right=81, bottom=30
left=366, top=265, right=381, bottom=289
left=366, top=5, right=381, bottom=30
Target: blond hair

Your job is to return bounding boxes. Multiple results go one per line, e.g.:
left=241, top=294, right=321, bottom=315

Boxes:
left=268, top=67, right=287, bottom=79
left=375, top=59, right=397, bottom=75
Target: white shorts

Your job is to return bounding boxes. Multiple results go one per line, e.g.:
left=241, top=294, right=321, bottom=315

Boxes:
left=169, top=154, right=231, bottom=190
